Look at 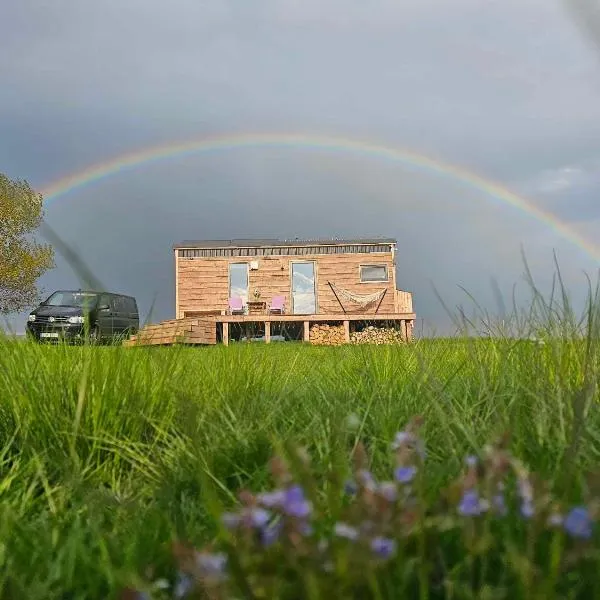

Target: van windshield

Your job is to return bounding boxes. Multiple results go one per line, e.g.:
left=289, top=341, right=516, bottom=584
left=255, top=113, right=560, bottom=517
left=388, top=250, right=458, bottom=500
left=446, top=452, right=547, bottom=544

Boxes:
left=44, top=291, right=99, bottom=309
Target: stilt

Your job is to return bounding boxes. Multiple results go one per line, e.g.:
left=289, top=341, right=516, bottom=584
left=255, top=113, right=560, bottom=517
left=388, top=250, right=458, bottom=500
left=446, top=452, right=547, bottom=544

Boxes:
left=343, top=320, right=350, bottom=343
left=303, top=321, right=310, bottom=342
left=222, top=322, right=229, bottom=346
left=265, top=321, right=271, bottom=344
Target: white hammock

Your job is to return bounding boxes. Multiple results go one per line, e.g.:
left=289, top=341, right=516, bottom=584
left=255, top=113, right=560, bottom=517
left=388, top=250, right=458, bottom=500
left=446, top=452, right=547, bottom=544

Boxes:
left=329, top=282, right=386, bottom=308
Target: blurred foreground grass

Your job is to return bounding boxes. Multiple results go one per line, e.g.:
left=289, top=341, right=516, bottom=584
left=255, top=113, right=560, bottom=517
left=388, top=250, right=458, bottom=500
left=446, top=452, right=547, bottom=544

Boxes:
left=0, top=321, right=599, bottom=598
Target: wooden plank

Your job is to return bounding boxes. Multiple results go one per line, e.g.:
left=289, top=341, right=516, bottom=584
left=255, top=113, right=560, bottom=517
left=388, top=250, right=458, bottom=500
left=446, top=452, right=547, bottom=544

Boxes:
left=222, top=322, right=229, bottom=346
left=343, top=320, right=350, bottom=343
left=216, top=312, right=415, bottom=323
left=303, top=321, right=310, bottom=342
left=265, top=321, right=271, bottom=344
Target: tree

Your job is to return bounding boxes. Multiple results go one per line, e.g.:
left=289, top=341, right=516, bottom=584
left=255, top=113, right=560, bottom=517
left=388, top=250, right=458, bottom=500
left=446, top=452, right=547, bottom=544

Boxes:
left=0, top=173, right=54, bottom=313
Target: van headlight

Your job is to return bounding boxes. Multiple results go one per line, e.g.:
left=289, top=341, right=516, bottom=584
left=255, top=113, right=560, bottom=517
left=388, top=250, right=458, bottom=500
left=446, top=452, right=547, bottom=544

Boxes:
left=28, top=314, right=36, bottom=322
left=68, top=316, right=85, bottom=324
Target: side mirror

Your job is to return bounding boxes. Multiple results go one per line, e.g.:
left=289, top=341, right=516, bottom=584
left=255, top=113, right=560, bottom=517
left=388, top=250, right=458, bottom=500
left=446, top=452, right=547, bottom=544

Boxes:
left=98, top=304, right=110, bottom=311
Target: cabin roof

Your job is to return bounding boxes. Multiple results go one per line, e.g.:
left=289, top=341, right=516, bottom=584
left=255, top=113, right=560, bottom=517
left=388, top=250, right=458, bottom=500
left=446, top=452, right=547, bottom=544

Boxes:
left=173, top=237, right=397, bottom=250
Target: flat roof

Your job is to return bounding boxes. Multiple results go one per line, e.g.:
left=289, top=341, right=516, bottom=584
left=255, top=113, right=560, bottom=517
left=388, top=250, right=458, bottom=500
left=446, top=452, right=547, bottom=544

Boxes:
left=174, top=237, right=397, bottom=249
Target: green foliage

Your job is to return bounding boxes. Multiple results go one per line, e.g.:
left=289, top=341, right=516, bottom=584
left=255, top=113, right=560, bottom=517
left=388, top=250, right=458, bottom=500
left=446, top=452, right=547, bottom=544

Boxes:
left=0, top=173, right=54, bottom=313
left=0, top=321, right=599, bottom=598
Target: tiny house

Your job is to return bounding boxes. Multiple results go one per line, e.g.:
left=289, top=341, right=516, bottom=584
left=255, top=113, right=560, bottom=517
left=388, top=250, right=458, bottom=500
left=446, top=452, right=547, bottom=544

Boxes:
left=126, top=237, right=416, bottom=346
left=174, top=238, right=413, bottom=318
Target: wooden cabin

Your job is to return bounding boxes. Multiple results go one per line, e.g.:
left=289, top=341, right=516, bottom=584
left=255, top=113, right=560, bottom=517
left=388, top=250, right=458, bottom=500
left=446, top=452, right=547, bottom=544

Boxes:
left=126, top=238, right=416, bottom=346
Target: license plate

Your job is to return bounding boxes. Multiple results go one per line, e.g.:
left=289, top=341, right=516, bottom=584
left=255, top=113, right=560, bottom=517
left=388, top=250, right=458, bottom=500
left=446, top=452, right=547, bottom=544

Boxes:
left=40, top=332, right=59, bottom=338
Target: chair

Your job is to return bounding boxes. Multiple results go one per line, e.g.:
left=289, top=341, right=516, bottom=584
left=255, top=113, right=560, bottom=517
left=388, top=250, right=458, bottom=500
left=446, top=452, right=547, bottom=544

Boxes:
left=228, top=296, right=245, bottom=315
left=269, top=295, right=286, bottom=314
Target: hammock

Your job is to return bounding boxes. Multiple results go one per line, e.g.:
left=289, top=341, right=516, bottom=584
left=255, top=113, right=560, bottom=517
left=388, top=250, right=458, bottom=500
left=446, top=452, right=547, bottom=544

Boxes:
left=328, top=281, right=386, bottom=309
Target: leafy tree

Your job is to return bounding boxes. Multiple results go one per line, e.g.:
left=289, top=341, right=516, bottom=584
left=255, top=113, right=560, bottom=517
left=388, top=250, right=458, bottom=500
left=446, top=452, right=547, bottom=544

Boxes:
left=0, top=173, right=54, bottom=313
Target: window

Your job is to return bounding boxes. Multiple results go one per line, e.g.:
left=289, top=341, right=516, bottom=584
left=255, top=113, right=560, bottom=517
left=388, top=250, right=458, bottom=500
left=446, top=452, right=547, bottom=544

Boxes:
left=360, top=264, right=388, bottom=282
left=229, top=263, right=249, bottom=302
left=123, top=297, right=137, bottom=313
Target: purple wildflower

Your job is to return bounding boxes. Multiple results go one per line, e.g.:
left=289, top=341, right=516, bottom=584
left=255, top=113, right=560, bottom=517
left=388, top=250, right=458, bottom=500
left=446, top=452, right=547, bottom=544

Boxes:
left=394, top=465, right=417, bottom=484
left=465, top=455, right=478, bottom=468
left=370, top=536, right=397, bottom=559
left=517, top=478, right=533, bottom=503
left=283, top=485, right=312, bottom=518
left=458, top=489, right=483, bottom=516
left=520, top=501, right=535, bottom=519
left=246, top=507, right=271, bottom=528
left=344, top=480, right=358, bottom=495
left=257, top=489, right=286, bottom=508
left=195, top=551, right=228, bottom=580
left=357, top=469, right=375, bottom=488
left=173, top=572, right=194, bottom=599
left=378, top=481, right=398, bottom=501
left=392, top=430, right=426, bottom=460
left=391, top=431, right=411, bottom=450
left=221, top=507, right=271, bottom=530
left=492, top=493, right=508, bottom=516
left=261, top=520, right=282, bottom=546
left=563, top=506, right=593, bottom=540
left=334, top=522, right=360, bottom=540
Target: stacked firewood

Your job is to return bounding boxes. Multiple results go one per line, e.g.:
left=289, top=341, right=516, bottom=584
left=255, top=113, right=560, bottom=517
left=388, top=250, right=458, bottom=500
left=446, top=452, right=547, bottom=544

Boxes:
left=350, top=326, right=405, bottom=345
left=309, top=323, right=346, bottom=345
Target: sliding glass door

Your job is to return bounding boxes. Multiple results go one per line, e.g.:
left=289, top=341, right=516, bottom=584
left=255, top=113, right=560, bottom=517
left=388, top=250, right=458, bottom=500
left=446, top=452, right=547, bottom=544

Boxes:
left=229, top=263, right=249, bottom=302
left=291, top=261, right=317, bottom=314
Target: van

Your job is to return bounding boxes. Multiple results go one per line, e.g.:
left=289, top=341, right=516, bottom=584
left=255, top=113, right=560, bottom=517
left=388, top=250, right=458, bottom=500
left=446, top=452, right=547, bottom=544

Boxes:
left=26, top=289, right=139, bottom=344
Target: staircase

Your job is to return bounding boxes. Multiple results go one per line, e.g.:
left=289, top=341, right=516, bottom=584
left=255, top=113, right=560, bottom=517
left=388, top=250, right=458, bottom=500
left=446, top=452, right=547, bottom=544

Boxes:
left=123, top=317, right=217, bottom=346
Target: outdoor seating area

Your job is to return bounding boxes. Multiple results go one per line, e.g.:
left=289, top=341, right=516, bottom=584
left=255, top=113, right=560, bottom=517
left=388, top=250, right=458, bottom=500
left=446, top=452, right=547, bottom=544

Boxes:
left=227, top=294, right=287, bottom=315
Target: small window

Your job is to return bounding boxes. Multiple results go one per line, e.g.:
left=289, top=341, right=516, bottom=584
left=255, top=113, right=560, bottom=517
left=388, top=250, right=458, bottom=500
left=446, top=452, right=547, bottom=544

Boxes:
left=360, top=264, right=388, bottom=282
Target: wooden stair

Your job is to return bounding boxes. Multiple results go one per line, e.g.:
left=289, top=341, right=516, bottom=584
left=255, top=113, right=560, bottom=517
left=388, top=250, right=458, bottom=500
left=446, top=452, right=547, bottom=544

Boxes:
left=123, top=317, right=217, bottom=347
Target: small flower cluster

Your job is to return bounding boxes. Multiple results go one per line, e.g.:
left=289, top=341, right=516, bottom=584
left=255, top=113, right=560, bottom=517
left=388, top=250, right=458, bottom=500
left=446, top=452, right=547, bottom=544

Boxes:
left=121, top=417, right=598, bottom=599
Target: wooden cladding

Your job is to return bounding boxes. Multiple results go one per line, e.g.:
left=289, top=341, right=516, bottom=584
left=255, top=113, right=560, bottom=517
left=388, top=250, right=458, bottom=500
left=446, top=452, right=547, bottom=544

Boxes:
left=178, top=243, right=393, bottom=259
left=176, top=251, right=412, bottom=318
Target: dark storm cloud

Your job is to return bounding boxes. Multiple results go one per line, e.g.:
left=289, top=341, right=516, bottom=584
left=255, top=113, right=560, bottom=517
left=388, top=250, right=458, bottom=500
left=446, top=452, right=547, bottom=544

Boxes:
left=2, top=0, right=600, bottom=334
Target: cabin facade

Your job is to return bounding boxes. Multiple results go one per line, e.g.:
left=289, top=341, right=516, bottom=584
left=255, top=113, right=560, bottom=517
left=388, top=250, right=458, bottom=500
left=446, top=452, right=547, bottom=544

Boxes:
left=174, top=238, right=413, bottom=319
left=126, top=237, right=416, bottom=346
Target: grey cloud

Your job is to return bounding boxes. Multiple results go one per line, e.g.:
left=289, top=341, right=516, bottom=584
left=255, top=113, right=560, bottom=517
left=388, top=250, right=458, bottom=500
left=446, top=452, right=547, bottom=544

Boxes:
left=2, top=0, right=600, bottom=334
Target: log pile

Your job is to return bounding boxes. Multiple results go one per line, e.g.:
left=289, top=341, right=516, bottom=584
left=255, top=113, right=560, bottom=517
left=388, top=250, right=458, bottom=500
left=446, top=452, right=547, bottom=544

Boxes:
left=350, top=326, right=405, bottom=345
left=309, top=323, right=346, bottom=345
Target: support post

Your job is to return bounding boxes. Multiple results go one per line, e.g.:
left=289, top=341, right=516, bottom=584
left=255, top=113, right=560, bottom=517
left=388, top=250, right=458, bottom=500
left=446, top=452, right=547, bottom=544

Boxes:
left=343, top=320, right=350, bottom=343
left=303, top=321, right=310, bottom=342
left=375, top=288, right=387, bottom=314
left=328, top=281, right=347, bottom=313
left=407, top=320, right=414, bottom=342
left=222, top=322, right=229, bottom=346
left=265, top=321, right=271, bottom=344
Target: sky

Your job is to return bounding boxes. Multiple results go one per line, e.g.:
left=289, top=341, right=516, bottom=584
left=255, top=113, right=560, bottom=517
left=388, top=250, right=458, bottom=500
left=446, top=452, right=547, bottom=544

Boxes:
left=2, top=0, right=600, bottom=335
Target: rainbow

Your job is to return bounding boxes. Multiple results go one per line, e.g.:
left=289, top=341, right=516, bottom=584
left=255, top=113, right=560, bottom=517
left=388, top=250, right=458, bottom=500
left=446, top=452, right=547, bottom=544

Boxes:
left=40, top=131, right=600, bottom=263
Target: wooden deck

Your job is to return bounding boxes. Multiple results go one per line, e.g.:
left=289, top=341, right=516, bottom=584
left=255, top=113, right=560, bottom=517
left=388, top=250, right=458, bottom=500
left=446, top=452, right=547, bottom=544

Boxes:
left=124, top=312, right=416, bottom=347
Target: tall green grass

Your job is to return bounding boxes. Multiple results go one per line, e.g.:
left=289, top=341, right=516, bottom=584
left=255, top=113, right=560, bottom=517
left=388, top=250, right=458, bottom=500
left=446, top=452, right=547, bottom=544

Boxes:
left=0, top=266, right=599, bottom=598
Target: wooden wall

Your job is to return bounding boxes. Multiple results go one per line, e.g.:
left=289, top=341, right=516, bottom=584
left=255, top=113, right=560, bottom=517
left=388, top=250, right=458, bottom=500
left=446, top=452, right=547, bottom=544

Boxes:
left=176, top=250, right=413, bottom=317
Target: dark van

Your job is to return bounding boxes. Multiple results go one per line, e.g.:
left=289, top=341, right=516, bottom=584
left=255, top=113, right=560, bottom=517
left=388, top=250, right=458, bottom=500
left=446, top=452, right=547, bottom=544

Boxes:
left=26, top=289, right=139, bottom=343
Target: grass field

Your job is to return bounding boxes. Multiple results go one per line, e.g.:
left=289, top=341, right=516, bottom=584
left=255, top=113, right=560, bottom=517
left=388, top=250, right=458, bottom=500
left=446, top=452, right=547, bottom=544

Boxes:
left=1, top=298, right=600, bottom=598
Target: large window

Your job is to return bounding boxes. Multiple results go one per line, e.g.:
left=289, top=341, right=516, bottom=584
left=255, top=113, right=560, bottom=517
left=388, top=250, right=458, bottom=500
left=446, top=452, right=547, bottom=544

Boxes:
left=229, top=263, right=249, bottom=302
left=291, top=261, right=317, bottom=314
left=360, top=264, right=388, bottom=282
